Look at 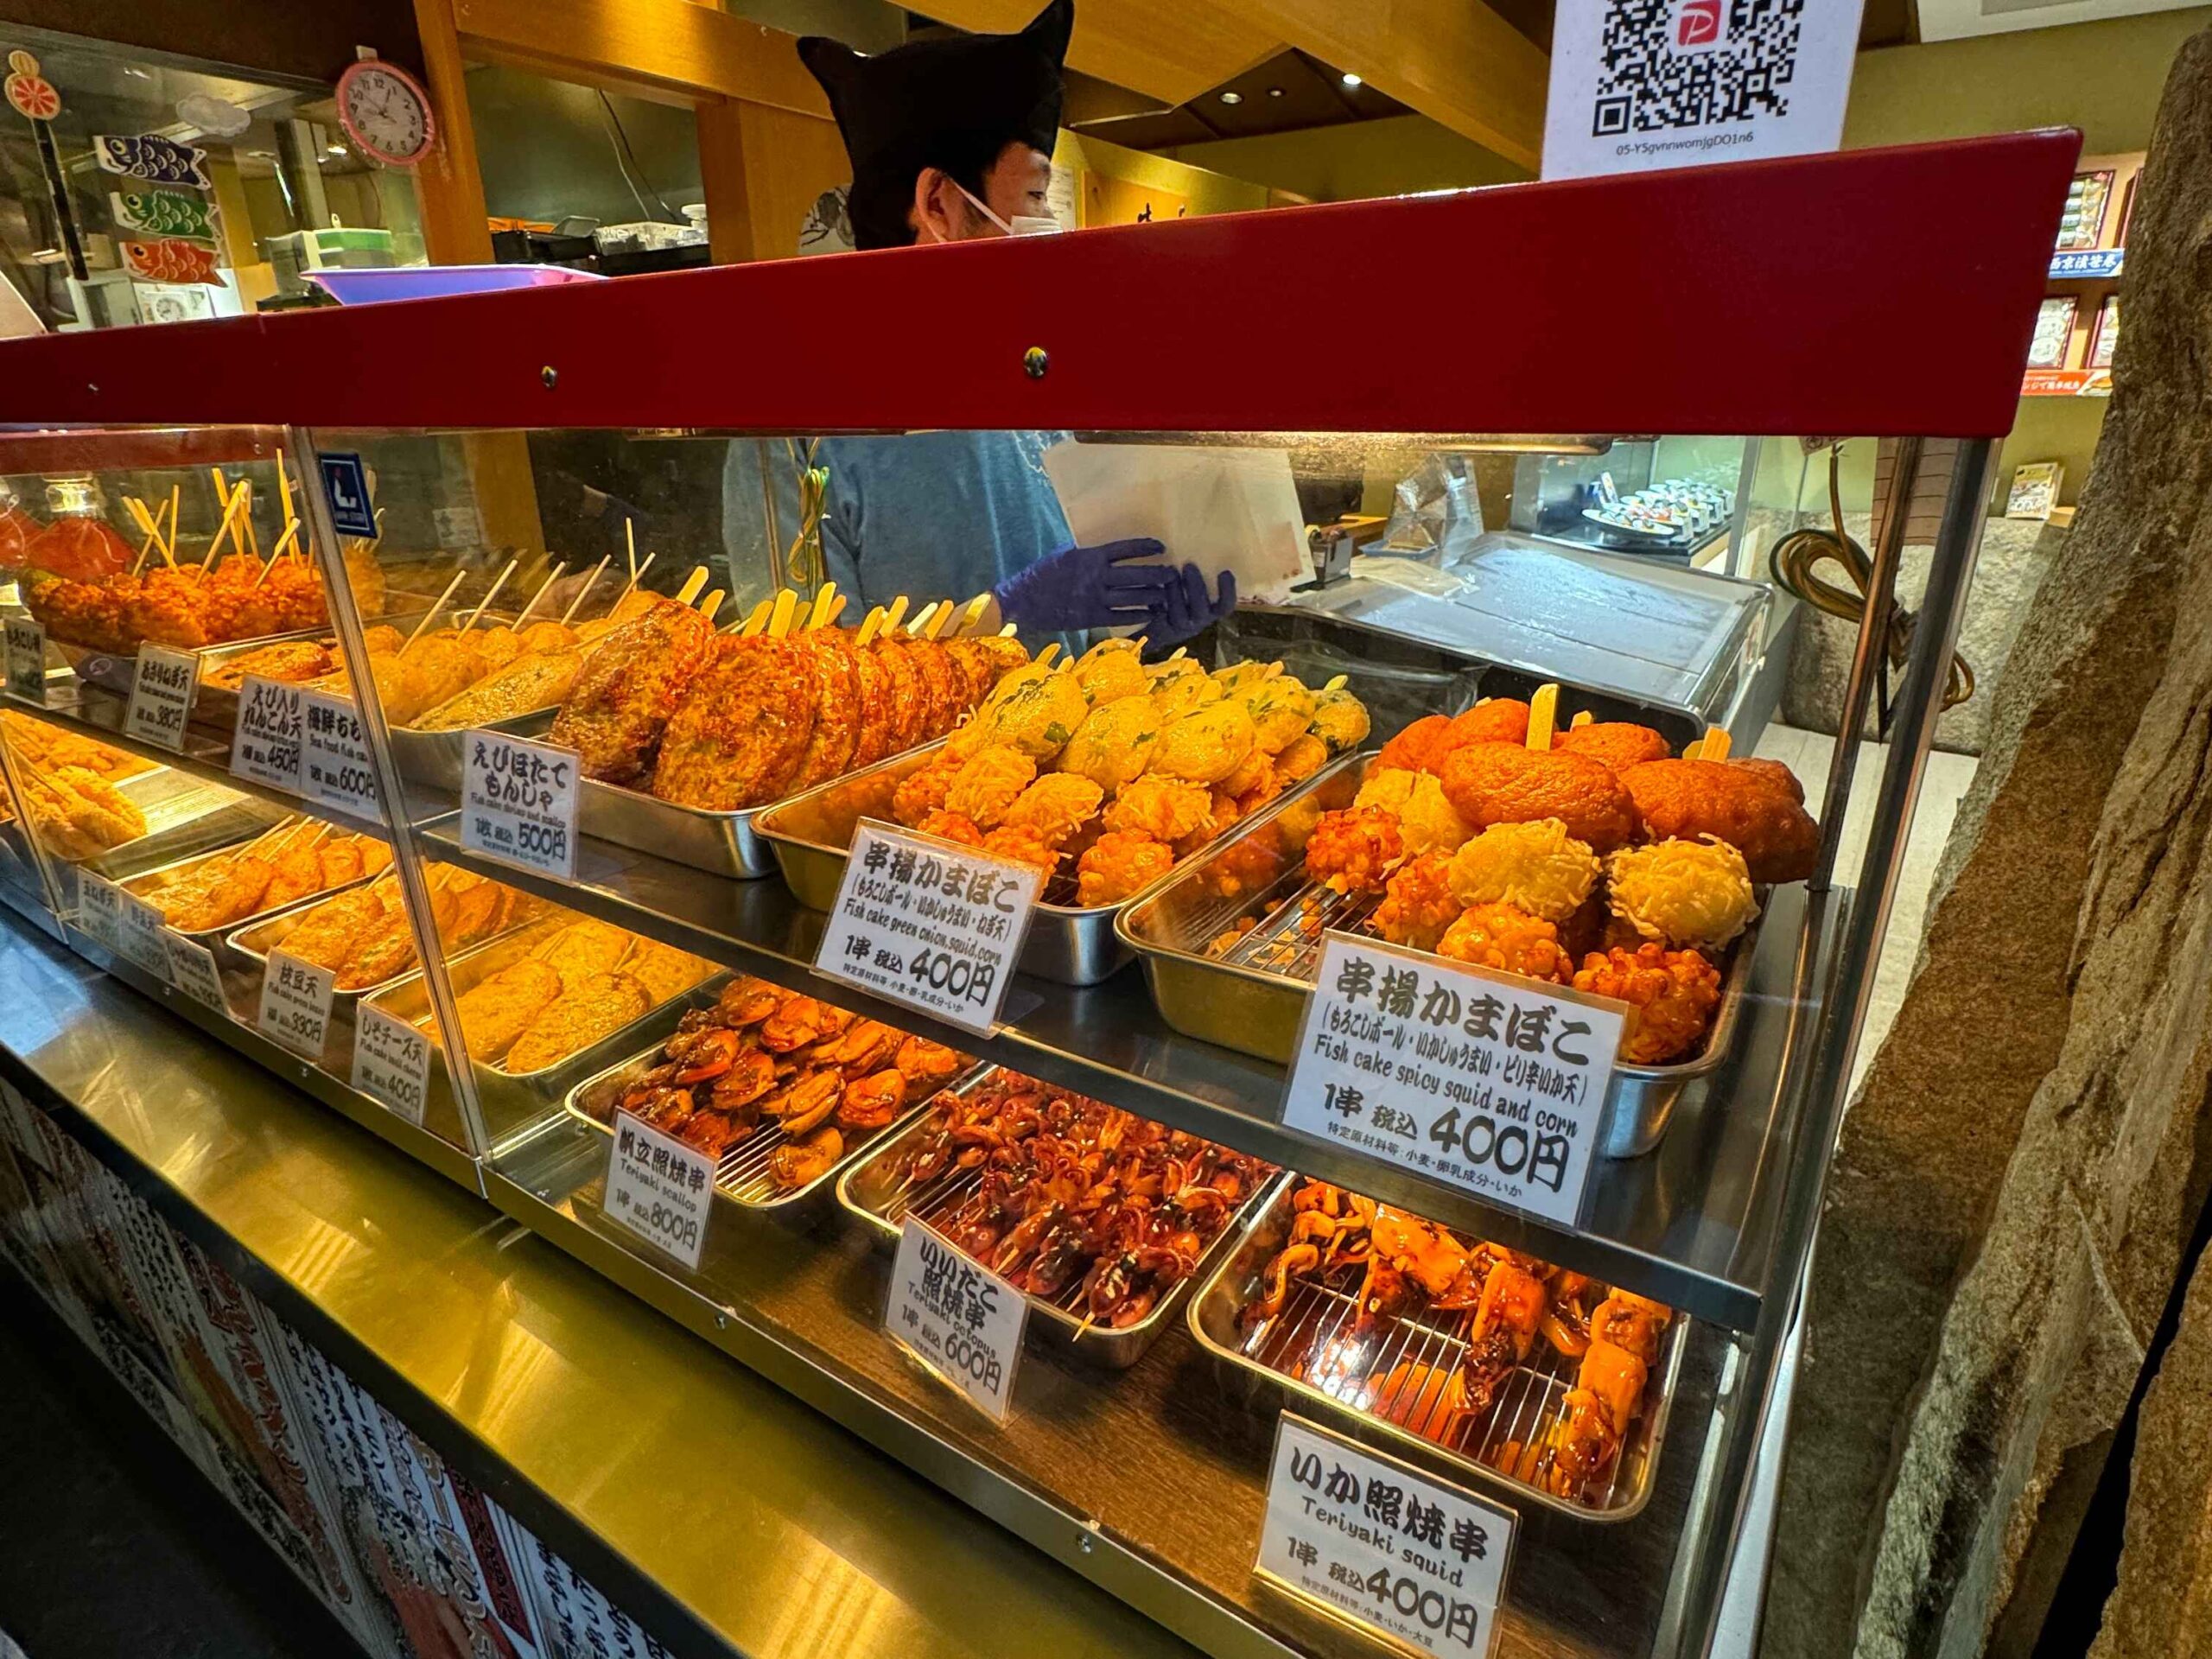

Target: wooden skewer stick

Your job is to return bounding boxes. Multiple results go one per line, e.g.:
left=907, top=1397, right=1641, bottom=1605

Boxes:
left=998, top=621, right=1019, bottom=637
left=1034, top=643, right=1062, bottom=668
left=903, top=599, right=942, bottom=638
left=854, top=605, right=887, bottom=647
left=766, top=588, right=800, bottom=637
left=234, top=479, right=257, bottom=561
left=1570, top=709, right=1593, bottom=729
left=950, top=593, right=993, bottom=638
left=738, top=599, right=774, bottom=638
left=1524, top=683, right=1560, bottom=753
left=459, top=558, right=519, bottom=633
left=697, top=588, right=725, bottom=623
left=401, top=569, right=471, bottom=652
left=624, top=518, right=637, bottom=583
left=1323, top=674, right=1349, bottom=693
left=164, top=483, right=180, bottom=562
left=808, top=593, right=849, bottom=632
left=558, top=556, right=612, bottom=626
left=267, top=519, right=302, bottom=562
left=674, top=566, right=710, bottom=607
left=510, top=562, right=567, bottom=630
left=612, top=551, right=655, bottom=607
left=1686, top=724, right=1730, bottom=761
left=277, top=459, right=296, bottom=541
left=804, top=582, right=838, bottom=630
left=883, top=594, right=911, bottom=635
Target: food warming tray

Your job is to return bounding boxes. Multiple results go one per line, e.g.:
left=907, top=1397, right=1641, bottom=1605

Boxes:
left=45, top=769, right=278, bottom=914
left=225, top=887, right=537, bottom=1007
left=362, top=919, right=700, bottom=1139
left=836, top=1069, right=1280, bottom=1369
left=118, top=832, right=386, bottom=950
left=1186, top=1176, right=1688, bottom=1521
left=1115, top=753, right=1759, bottom=1158
left=562, top=982, right=961, bottom=1213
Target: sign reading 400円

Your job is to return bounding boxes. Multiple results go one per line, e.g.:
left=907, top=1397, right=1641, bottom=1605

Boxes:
left=1280, top=932, right=1625, bottom=1229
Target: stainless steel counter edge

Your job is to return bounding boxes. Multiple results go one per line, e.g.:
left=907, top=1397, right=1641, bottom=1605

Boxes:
left=0, top=915, right=1207, bottom=1659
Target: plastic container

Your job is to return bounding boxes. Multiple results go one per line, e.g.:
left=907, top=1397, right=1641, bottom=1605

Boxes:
left=307, top=265, right=605, bottom=305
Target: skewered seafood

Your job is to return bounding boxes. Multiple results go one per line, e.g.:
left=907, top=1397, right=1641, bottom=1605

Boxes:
left=550, top=598, right=721, bottom=785
left=1618, top=757, right=1819, bottom=884
left=885, top=1070, right=1274, bottom=1329
left=1570, top=943, right=1722, bottom=1064
left=154, top=822, right=390, bottom=933
left=273, top=868, right=534, bottom=990
left=14, top=764, right=147, bottom=860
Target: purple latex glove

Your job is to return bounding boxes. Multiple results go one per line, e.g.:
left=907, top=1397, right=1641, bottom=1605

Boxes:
left=992, top=537, right=1176, bottom=633
left=1141, top=564, right=1236, bottom=658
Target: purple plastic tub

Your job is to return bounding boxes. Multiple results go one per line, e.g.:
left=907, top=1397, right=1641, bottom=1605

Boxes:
left=307, top=264, right=604, bottom=305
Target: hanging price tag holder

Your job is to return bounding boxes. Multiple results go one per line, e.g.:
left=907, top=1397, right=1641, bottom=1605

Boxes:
left=229, top=674, right=305, bottom=792
left=602, top=1109, right=713, bottom=1271
left=299, top=687, right=382, bottom=818
left=162, top=933, right=229, bottom=1014
left=1255, top=1414, right=1515, bottom=1659
left=5, top=617, right=48, bottom=704
left=257, top=948, right=334, bottom=1059
left=885, top=1217, right=1027, bottom=1424
left=813, top=820, right=1042, bottom=1036
left=461, top=729, right=579, bottom=880
left=1280, top=933, right=1626, bottom=1229
left=352, top=1001, right=431, bottom=1126
left=125, top=644, right=197, bottom=752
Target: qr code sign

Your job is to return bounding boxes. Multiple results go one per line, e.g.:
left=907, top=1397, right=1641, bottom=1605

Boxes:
left=1592, top=0, right=1803, bottom=136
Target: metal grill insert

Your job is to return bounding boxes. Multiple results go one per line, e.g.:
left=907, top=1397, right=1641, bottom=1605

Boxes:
left=1216, top=877, right=1381, bottom=982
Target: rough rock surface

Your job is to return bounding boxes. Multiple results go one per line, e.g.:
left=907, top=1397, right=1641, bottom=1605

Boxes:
left=2090, top=1248, right=2212, bottom=1659
left=1764, top=28, right=2212, bottom=1658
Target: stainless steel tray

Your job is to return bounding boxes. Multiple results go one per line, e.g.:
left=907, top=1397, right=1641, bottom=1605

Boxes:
left=757, top=735, right=1272, bottom=987
left=1186, top=1176, right=1689, bottom=1521
left=575, top=770, right=780, bottom=880
left=836, top=1068, right=1279, bottom=1368
left=118, top=832, right=385, bottom=948
left=225, top=885, right=534, bottom=1006
left=1116, top=753, right=1759, bottom=1158
left=363, top=918, right=697, bottom=1141
left=562, top=985, right=955, bottom=1213
left=41, top=767, right=279, bottom=914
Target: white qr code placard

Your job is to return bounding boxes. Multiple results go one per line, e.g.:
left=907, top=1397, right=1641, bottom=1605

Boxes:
left=1541, top=0, right=1863, bottom=181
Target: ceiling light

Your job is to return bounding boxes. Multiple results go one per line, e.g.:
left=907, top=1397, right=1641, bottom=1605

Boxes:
left=1268, top=86, right=1284, bottom=98
left=1341, top=72, right=1363, bottom=87
left=1219, top=91, right=1243, bottom=105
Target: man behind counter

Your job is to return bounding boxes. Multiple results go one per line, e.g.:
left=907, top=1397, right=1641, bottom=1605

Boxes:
left=721, top=0, right=1234, bottom=652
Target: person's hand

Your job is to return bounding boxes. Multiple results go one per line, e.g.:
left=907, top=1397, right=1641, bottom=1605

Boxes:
left=1141, top=564, right=1236, bottom=658
left=992, top=538, right=1175, bottom=633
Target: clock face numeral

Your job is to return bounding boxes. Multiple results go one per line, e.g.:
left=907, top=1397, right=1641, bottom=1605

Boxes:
left=339, top=64, right=433, bottom=165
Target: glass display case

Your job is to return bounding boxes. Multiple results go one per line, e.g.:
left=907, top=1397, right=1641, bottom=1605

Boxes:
left=1506, top=438, right=1757, bottom=569
left=0, top=132, right=2076, bottom=1659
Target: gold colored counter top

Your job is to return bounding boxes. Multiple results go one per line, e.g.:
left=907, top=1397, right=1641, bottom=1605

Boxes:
left=0, top=919, right=1196, bottom=1659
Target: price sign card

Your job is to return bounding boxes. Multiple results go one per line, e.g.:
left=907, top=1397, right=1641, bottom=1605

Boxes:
left=5, top=617, right=48, bottom=704
left=1281, top=933, right=1625, bottom=1229
left=162, top=934, right=229, bottom=1015
left=300, top=687, right=382, bottom=818
left=814, top=820, right=1042, bottom=1036
left=1256, top=1414, right=1514, bottom=1659
left=462, top=730, right=578, bottom=879
left=77, top=871, right=125, bottom=950
left=257, top=948, right=335, bottom=1059
left=886, top=1216, right=1027, bottom=1424
left=112, top=886, right=171, bottom=980
left=125, top=644, right=197, bottom=752
left=604, top=1110, right=713, bottom=1270
left=352, top=1001, right=432, bottom=1126
left=230, top=675, right=304, bottom=792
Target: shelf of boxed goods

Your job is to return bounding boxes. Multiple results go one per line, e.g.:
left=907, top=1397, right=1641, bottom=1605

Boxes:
left=424, top=810, right=1842, bottom=1334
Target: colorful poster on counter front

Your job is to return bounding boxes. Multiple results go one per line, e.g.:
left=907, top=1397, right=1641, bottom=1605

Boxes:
left=92, top=131, right=210, bottom=188
left=1541, top=0, right=1865, bottom=180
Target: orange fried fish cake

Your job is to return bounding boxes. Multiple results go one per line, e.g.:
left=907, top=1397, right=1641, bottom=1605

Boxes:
left=849, top=639, right=896, bottom=770
left=788, top=630, right=862, bottom=791
left=1375, top=714, right=1455, bottom=776
left=1555, top=721, right=1671, bottom=772
left=650, top=637, right=817, bottom=810
left=871, top=639, right=928, bottom=754
left=908, top=640, right=963, bottom=740
left=1437, top=743, right=1638, bottom=853
left=1445, top=698, right=1531, bottom=749
left=1618, top=758, right=1817, bottom=883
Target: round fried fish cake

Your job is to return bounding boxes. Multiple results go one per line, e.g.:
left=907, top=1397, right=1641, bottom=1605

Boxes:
left=872, top=639, right=927, bottom=754
left=788, top=630, right=861, bottom=790
left=907, top=639, right=961, bottom=739
left=849, top=639, right=896, bottom=769
left=650, top=637, right=817, bottom=810
left=944, top=639, right=1000, bottom=710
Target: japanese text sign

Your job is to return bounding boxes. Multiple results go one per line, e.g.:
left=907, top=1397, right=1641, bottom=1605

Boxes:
left=605, top=1110, right=713, bottom=1271
left=1281, top=933, right=1625, bottom=1228
left=352, top=1003, right=431, bottom=1127
left=462, top=730, right=578, bottom=879
left=887, top=1217, right=1027, bottom=1423
left=75, top=869, right=123, bottom=949
left=126, top=645, right=197, bottom=751
left=230, top=674, right=304, bottom=792
left=257, top=949, right=335, bottom=1059
left=300, top=688, right=381, bottom=817
left=1257, top=1414, right=1514, bottom=1659
left=5, top=618, right=47, bottom=703
left=162, top=934, right=228, bottom=1015
left=814, top=820, right=1041, bottom=1036
left=113, top=884, right=171, bottom=979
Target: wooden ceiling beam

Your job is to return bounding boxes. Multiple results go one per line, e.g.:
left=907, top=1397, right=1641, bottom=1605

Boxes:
left=449, top=0, right=830, bottom=116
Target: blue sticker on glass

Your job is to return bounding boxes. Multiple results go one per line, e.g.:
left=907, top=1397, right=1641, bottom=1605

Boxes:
left=318, top=451, right=376, bottom=538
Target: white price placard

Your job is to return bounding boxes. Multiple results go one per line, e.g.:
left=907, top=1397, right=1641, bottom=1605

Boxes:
left=299, top=687, right=382, bottom=817
left=125, top=644, right=197, bottom=752
left=1256, top=1414, right=1514, bottom=1659
left=1281, top=933, right=1626, bottom=1229
left=886, top=1216, right=1027, bottom=1424
left=77, top=870, right=124, bottom=949
left=5, top=617, right=47, bottom=703
left=461, top=729, right=579, bottom=879
left=351, top=1001, right=431, bottom=1126
left=257, top=948, right=335, bottom=1058
left=814, top=820, right=1041, bottom=1036
left=162, top=933, right=229, bottom=1014
left=112, top=886, right=171, bottom=979
left=229, top=674, right=304, bottom=792
left=603, top=1109, right=713, bottom=1271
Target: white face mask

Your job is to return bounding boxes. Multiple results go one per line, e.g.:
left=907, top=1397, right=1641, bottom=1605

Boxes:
left=952, top=179, right=1063, bottom=238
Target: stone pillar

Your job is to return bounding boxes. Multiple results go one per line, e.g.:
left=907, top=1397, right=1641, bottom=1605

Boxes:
left=1764, top=27, right=2212, bottom=1657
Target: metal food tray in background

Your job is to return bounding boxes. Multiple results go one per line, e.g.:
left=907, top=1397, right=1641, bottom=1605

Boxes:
left=119, top=830, right=386, bottom=949
left=43, top=768, right=279, bottom=915
left=836, top=1070, right=1279, bottom=1369
left=562, top=983, right=957, bottom=1212
left=1186, top=1177, right=1688, bottom=1521
left=363, top=918, right=705, bottom=1141
left=226, top=885, right=537, bottom=1006
left=1116, top=752, right=1759, bottom=1158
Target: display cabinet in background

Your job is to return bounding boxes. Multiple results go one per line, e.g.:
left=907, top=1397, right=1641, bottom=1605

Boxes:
left=0, top=132, right=2075, bottom=1659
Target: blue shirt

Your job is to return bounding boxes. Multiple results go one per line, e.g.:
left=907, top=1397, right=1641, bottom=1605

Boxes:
left=721, top=430, right=1072, bottom=616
